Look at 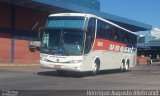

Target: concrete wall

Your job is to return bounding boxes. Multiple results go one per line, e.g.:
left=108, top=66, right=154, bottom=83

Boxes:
left=0, top=2, right=49, bottom=64
left=137, top=56, right=149, bottom=65
left=0, top=33, right=11, bottom=63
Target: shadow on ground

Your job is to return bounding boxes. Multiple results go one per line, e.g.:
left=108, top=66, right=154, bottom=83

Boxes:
left=37, top=69, right=123, bottom=78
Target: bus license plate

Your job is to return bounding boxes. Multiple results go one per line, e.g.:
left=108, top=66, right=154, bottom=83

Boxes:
left=54, top=65, right=61, bottom=69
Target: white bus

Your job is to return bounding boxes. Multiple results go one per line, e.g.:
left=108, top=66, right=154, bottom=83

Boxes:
left=40, top=13, right=137, bottom=75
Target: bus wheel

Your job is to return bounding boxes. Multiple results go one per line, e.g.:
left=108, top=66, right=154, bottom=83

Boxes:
left=124, top=61, right=129, bottom=72
left=91, top=60, right=100, bottom=76
left=57, top=70, right=66, bottom=76
left=120, top=62, right=124, bottom=72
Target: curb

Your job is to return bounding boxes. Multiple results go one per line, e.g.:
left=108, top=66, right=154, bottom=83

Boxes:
left=0, top=64, right=40, bottom=67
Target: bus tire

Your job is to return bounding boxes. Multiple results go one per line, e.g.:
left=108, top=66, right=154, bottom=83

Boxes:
left=120, top=60, right=125, bottom=72
left=124, top=60, right=129, bottom=72
left=91, top=59, right=100, bottom=76
left=57, top=70, right=66, bottom=76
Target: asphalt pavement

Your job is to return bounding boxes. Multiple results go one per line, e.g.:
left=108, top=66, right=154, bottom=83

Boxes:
left=0, top=62, right=160, bottom=90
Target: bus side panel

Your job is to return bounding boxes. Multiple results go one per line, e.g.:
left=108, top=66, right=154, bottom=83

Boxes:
left=82, top=52, right=99, bottom=72
left=82, top=50, right=122, bottom=71
left=83, top=38, right=137, bottom=71
left=99, top=51, right=115, bottom=70
left=129, top=53, right=137, bottom=67
left=91, top=39, right=127, bottom=70
left=82, top=51, right=137, bottom=71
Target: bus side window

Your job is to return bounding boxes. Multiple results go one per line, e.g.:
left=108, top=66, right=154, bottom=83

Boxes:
left=97, top=20, right=103, bottom=39
left=97, top=20, right=109, bottom=39
left=124, top=38, right=128, bottom=44
left=124, top=34, right=130, bottom=44
left=84, top=18, right=96, bottom=54
left=113, top=32, right=119, bottom=41
left=105, top=24, right=112, bottom=40
left=131, top=34, right=137, bottom=47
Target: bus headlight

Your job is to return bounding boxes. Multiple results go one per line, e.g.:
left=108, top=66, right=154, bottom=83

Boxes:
left=69, top=60, right=82, bottom=64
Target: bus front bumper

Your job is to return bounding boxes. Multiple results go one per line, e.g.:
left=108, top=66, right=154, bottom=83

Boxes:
left=40, top=60, right=82, bottom=72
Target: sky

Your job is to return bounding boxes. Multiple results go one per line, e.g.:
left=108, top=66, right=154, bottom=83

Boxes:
left=99, top=0, right=160, bottom=34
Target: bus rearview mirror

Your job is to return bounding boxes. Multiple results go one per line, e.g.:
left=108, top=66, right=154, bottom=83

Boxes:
left=38, top=27, right=44, bottom=40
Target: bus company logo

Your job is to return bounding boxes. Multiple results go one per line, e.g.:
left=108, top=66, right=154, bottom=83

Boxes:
left=97, top=41, right=103, bottom=47
left=109, top=44, right=134, bottom=53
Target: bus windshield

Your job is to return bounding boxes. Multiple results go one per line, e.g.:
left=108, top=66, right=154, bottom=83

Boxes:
left=41, top=29, right=84, bottom=56
left=41, top=16, right=86, bottom=56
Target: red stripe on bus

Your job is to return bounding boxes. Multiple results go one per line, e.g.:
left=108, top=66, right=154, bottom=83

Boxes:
left=92, top=39, right=126, bottom=51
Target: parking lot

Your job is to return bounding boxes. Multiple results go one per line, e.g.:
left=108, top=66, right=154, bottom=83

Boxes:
left=0, top=62, right=160, bottom=90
